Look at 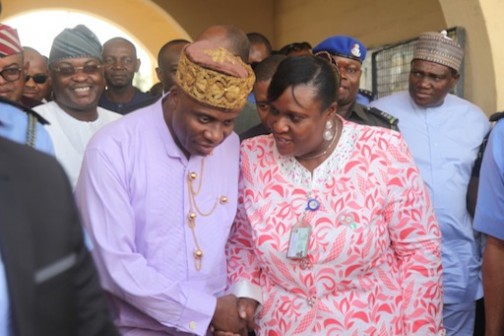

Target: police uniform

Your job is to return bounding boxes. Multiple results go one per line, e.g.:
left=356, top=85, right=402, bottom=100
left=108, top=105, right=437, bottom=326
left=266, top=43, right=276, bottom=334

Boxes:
left=313, top=35, right=400, bottom=131
left=345, top=101, right=399, bottom=131
left=0, top=96, right=54, bottom=155
left=0, top=24, right=54, bottom=155
left=472, top=111, right=504, bottom=178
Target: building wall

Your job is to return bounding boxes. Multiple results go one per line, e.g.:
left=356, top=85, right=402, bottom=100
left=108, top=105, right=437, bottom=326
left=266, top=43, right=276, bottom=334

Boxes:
left=152, top=0, right=275, bottom=43
left=273, top=0, right=445, bottom=49
left=441, top=0, right=502, bottom=115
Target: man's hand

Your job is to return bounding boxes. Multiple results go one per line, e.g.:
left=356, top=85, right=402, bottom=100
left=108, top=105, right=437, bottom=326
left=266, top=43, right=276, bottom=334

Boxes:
left=211, top=294, right=247, bottom=335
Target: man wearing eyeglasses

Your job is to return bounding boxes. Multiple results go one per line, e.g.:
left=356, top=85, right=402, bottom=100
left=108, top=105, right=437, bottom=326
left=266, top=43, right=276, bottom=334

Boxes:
left=21, top=46, right=52, bottom=108
left=98, top=37, right=155, bottom=115
left=312, top=35, right=399, bottom=130
left=0, top=24, right=54, bottom=155
left=34, top=25, right=121, bottom=189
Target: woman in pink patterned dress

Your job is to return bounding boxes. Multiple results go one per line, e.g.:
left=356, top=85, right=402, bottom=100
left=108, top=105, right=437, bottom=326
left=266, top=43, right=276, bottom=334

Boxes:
left=225, top=56, right=444, bottom=335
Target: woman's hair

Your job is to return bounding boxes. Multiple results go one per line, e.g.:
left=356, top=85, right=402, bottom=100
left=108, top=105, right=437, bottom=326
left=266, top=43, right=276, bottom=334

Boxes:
left=268, top=55, right=340, bottom=112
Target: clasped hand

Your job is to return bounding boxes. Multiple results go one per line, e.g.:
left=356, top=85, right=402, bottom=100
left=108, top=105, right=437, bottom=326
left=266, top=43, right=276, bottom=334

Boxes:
left=210, top=295, right=258, bottom=336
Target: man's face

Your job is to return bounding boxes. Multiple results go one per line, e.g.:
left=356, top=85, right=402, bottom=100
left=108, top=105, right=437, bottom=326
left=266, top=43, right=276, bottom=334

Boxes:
left=0, top=53, right=25, bottom=103
left=332, top=55, right=361, bottom=107
left=409, top=59, right=459, bottom=107
left=248, top=42, right=269, bottom=64
left=102, top=40, right=139, bottom=89
left=50, top=57, right=105, bottom=114
left=156, top=43, right=187, bottom=93
left=253, top=80, right=270, bottom=124
left=167, top=87, right=240, bottom=157
left=23, top=50, right=51, bottom=103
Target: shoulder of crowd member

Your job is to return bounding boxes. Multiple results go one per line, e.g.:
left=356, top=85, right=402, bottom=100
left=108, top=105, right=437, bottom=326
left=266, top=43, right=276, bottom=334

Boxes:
left=239, top=122, right=270, bottom=142
left=471, top=111, right=504, bottom=178
left=353, top=103, right=399, bottom=131
left=490, top=111, right=504, bottom=123
left=367, top=107, right=398, bottom=129
left=122, top=93, right=162, bottom=114
left=359, top=89, right=374, bottom=98
left=0, top=96, right=49, bottom=125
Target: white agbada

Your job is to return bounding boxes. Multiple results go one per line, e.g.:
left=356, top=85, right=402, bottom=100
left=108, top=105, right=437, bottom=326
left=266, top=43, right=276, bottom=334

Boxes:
left=34, top=101, right=121, bottom=188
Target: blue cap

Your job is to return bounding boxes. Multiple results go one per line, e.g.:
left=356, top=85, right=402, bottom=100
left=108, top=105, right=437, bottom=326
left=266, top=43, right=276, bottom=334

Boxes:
left=313, top=35, right=367, bottom=63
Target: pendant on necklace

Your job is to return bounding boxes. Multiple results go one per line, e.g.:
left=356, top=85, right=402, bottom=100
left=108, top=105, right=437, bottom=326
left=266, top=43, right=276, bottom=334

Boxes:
left=306, top=198, right=320, bottom=211
left=193, top=249, right=203, bottom=271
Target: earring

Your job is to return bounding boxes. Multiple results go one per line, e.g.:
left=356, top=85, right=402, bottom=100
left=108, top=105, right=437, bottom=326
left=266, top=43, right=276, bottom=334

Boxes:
left=323, top=119, right=334, bottom=141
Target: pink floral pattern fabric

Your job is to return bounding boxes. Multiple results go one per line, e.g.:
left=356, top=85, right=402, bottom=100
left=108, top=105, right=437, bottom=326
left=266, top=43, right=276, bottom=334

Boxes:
left=227, top=121, right=444, bottom=335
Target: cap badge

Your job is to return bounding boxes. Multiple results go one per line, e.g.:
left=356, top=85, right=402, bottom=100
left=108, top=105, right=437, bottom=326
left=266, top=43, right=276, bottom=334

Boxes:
left=351, top=43, right=361, bottom=58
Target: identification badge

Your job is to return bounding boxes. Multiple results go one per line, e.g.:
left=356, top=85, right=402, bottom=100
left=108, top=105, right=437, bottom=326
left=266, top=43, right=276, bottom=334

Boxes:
left=287, top=225, right=311, bottom=259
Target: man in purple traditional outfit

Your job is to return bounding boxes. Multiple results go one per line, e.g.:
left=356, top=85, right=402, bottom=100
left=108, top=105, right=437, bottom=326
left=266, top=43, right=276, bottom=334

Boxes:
left=75, top=40, right=255, bottom=335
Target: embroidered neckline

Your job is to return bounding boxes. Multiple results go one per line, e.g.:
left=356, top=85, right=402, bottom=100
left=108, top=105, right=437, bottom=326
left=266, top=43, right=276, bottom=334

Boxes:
left=275, top=124, right=358, bottom=191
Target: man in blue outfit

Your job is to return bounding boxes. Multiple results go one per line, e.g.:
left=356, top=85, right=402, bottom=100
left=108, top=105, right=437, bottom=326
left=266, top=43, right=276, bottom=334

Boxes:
left=474, top=119, right=504, bottom=336
left=371, top=31, right=490, bottom=335
left=0, top=23, right=54, bottom=154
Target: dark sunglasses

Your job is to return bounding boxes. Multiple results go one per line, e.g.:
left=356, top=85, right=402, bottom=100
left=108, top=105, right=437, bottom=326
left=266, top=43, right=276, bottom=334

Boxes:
left=25, top=73, right=49, bottom=84
left=52, top=64, right=102, bottom=77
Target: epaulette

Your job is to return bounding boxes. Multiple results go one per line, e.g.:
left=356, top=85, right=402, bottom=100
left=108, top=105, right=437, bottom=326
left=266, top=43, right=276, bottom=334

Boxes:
left=358, top=89, right=374, bottom=101
left=366, top=106, right=399, bottom=126
left=489, top=111, right=504, bottom=123
left=0, top=96, right=49, bottom=125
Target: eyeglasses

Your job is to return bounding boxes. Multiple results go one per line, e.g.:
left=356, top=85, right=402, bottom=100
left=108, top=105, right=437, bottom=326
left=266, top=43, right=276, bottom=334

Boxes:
left=0, top=67, right=23, bottom=82
left=52, top=64, right=102, bottom=77
left=25, top=73, right=49, bottom=84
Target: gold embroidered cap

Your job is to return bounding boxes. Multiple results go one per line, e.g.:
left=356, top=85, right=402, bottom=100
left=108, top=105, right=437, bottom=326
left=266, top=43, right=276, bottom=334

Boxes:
left=413, top=31, right=464, bottom=71
left=176, top=40, right=255, bottom=110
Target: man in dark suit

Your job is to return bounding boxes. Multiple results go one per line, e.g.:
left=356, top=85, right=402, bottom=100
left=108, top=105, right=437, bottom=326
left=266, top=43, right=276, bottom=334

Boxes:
left=0, top=123, right=118, bottom=335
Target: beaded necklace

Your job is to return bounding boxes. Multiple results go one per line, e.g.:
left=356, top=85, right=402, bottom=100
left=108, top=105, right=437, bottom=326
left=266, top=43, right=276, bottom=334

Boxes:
left=187, top=158, right=228, bottom=271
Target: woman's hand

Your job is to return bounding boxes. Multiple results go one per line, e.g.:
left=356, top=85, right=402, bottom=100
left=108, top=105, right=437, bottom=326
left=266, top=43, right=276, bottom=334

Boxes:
left=211, top=297, right=259, bottom=336
left=238, top=297, right=259, bottom=330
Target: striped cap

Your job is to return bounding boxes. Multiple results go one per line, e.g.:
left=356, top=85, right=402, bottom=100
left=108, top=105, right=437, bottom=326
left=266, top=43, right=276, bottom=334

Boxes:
left=49, top=25, right=102, bottom=65
left=0, top=24, right=22, bottom=57
left=413, top=31, right=464, bottom=71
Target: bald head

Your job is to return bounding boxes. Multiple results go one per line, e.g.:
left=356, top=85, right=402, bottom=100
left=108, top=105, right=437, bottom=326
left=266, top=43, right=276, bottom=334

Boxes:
left=102, top=37, right=140, bottom=90
left=103, top=37, right=137, bottom=57
left=156, top=39, right=190, bottom=92
left=196, top=25, right=249, bottom=62
left=23, top=46, right=46, bottom=64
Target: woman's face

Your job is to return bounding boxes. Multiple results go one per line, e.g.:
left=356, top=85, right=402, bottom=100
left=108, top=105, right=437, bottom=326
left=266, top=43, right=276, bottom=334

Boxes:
left=268, top=84, right=334, bottom=157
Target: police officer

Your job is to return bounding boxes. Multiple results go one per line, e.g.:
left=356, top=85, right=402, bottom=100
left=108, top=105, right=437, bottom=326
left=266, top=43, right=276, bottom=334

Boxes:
left=313, top=35, right=398, bottom=130
left=467, top=111, right=504, bottom=217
